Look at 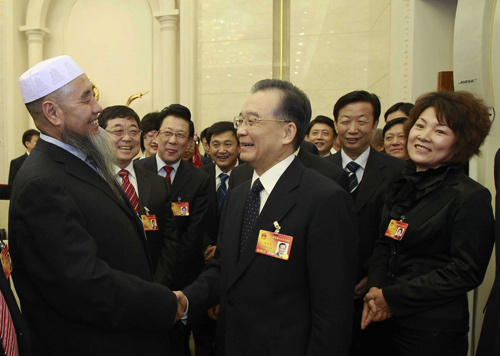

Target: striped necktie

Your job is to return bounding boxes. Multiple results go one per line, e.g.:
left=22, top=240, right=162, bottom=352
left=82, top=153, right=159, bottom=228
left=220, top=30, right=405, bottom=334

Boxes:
left=0, top=286, right=19, bottom=356
left=118, top=169, right=139, bottom=213
left=216, top=173, right=229, bottom=211
left=345, top=161, right=361, bottom=193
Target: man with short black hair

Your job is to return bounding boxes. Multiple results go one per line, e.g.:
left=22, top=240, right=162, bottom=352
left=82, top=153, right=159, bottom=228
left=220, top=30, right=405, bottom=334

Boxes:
left=135, top=104, right=210, bottom=356
left=8, top=129, right=40, bottom=184
left=99, top=105, right=179, bottom=287
left=327, top=90, right=405, bottom=356
left=305, top=115, right=337, bottom=156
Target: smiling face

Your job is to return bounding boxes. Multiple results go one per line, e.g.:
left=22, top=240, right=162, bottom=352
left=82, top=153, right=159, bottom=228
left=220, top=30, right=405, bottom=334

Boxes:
left=237, top=89, right=296, bottom=175
left=58, top=75, right=102, bottom=139
left=384, top=123, right=408, bottom=159
left=143, top=130, right=158, bottom=157
left=334, top=102, right=378, bottom=160
left=104, top=117, right=141, bottom=169
left=308, top=123, right=334, bottom=156
left=407, top=107, right=457, bottom=172
left=209, top=130, right=240, bottom=173
left=157, top=116, right=192, bottom=165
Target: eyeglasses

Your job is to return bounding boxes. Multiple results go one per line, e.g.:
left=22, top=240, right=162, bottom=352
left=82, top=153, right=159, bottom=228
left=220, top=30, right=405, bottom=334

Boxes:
left=157, top=129, right=189, bottom=141
left=106, top=128, right=142, bottom=138
left=233, top=115, right=290, bottom=128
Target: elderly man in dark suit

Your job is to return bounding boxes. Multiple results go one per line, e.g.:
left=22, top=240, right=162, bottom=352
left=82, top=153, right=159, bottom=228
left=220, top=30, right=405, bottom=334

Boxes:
left=176, top=79, right=358, bottom=356
left=8, top=129, right=39, bottom=184
left=9, top=55, right=178, bottom=355
left=326, top=90, right=405, bottom=356
left=135, top=104, right=210, bottom=355
left=476, top=147, right=500, bottom=356
left=98, top=105, right=179, bottom=287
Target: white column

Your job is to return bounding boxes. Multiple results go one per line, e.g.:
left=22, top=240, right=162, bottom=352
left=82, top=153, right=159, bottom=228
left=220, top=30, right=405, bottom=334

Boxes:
left=19, top=26, right=50, bottom=127
left=154, top=10, right=179, bottom=106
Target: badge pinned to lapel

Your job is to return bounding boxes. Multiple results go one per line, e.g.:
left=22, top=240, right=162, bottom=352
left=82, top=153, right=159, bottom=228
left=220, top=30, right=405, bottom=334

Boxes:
left=255, top=221, right=294, bottom=260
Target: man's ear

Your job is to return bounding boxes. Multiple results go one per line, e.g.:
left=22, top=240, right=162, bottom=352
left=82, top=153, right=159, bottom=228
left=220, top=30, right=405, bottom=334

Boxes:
left=282, top=122, right=297, bottom=145
left=41, top=100, right=63, bottom=127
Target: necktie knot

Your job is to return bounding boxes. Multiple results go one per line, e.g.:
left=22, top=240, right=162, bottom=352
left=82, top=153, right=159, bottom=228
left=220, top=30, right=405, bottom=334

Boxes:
left=346, top=161, right=361, bottom=174
left=250, top=178, right=264, bottom=195
left=219, top=173, right=229, bottom=184
left=118, top=169, right=129, bottom=179
left=164, top=166, right=174, bottom=174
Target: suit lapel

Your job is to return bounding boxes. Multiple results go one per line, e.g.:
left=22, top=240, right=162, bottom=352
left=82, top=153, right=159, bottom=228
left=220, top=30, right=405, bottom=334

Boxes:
left=228, top=159, right=302, bottom=288
left=135, top=168, right=152, bottom=215
left=171, top=160, right=191, bottom=200
left=354, top=148, right=386, bottom=212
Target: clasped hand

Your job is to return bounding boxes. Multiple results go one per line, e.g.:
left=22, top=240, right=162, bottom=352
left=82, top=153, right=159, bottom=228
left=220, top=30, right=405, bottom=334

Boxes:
left=173, top=291, right=187, bottom=322
left=361, top=287, right=392, bottom=330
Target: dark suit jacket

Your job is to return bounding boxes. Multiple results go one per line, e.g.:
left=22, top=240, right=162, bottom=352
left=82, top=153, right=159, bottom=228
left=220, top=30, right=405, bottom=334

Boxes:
left=184, top=158, right=358, bottom=356
left=135, top=156, right=210, bottom=289
left=0, top=273, right=31, bottom=356
left=229, top=149, right=349, bottom=191
left=8, top=153, right=28, bottom=185
left=9, top=139, right=177, bottom=356
left=477, top=148, right=500, bottom=355
left=327, top=147, right=405, bottom=281
left=368, top=164, right=494, bottom=332
left=198, top=163, right=220, bottom=246
left=134, top=163, right=179, bottom=287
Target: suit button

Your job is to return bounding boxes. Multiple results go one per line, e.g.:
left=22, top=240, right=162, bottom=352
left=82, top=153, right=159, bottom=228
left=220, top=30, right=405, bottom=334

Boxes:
left=227, top=300, right=234, bottom=306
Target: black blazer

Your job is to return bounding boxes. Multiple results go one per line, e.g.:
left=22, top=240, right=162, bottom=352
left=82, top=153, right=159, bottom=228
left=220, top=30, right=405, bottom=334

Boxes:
left=229, top=148, right=349, bottom=191
left=184, top=158, right=358, bottom=356
left=8, top=153, right=28, bottom=184
left=134, top=163, right=179, bottom=287
left=198, top=163, right=221, bottom=246
left=327, top=147, right=405, bottom=281
left=9, top=139, right=177, bottom=355
left=368, top=165, right=494, bottom=332
left=0, top=273, right=30, bottom=356
left=135, top=156, right=210, bottom=289
left=477, top=147, right=500, bottom=355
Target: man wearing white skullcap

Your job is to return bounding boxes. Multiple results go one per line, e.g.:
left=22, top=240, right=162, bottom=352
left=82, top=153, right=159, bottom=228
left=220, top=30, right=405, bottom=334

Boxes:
left=9, top=55, right=178, bottom=355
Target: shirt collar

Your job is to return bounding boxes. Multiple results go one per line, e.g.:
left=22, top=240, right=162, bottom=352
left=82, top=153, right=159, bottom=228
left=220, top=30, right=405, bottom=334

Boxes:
left=155, top=154, right=181, bottom=173
left=340, top=146, right=371, bottom=169
left=250, top=154, right=295, bottom=195
left=115, top=161, right=136, bottom=180
left=40, top=133, right=88, bottom=164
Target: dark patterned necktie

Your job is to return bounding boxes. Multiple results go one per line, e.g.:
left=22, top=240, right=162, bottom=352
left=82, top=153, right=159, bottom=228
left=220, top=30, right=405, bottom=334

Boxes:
left=346, top=161, right=361, bottom=193
left=239, top=178, right=264, bottom=255
left=118, top=169, right=139, bottom=213
left=216, top=173, right=229, bottom=211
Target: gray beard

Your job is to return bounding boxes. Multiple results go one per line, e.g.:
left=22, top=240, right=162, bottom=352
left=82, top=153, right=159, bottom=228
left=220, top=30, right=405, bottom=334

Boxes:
left=61, top=126, right=124, bottom=201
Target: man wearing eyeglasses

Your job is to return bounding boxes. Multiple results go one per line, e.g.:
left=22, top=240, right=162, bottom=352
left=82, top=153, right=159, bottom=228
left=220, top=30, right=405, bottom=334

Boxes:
left=99, top=105, right=179, bottom=288
left=177, top=79, right=358, bottom=356
left=135, top=104, right=210, bottom=355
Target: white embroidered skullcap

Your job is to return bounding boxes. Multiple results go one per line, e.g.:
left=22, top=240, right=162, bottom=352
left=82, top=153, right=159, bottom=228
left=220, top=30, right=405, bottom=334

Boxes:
left=19, top=55, right=85, bottom=104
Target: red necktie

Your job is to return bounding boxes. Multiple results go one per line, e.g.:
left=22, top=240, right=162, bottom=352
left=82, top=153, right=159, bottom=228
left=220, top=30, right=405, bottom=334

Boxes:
left=164, top=166, right=174, bottom=186
left=118, top=169, right=139, bottom=213
left=0, top=288, right=19, bottom=356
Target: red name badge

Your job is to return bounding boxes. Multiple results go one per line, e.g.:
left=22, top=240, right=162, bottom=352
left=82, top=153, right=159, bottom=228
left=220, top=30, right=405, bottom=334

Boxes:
left=141, top=215, right=159, bottom=231
left=172, top=202, right=189, bottom=216
left=385, top=219, right=408, bottom=241
left=255, top=230, right=294, bottom=260
left=0, top=245, right=13, bottom=280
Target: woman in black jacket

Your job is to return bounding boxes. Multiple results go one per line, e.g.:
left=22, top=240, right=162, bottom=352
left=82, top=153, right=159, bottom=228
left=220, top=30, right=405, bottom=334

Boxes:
left=362, top=91, right=494, bottom=356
